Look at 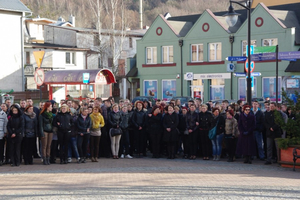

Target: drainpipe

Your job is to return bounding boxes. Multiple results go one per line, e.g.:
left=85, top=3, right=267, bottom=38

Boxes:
left=229, top=35, right=234, bottom=100
left=179, top=39, right=183, bottom=96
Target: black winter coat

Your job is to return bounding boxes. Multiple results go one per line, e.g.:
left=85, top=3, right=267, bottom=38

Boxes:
left=76, top=114, right=92, bottom=134
left=178, top=114, right=187, bottom=133
left=186, top=111, right=199, bottom=132
left=163, top=112, right=179, bottom=142
left=199, top=111, right=213, bottom=130
left=54, top=111, right=73, bottom=132
left=120, top=112, right=129, bottom=130
left=131, top=109, right=146, bottom=129
left=211, top=115, right=225, bottom=135
left=7, top=109, right=25, bottom=137
left=264, top=110, right=282, bottom=138
left=108, top=111, right=122, bottom=128
left=251, top=109, right=264, bottom=132
left=23, top=113, right=37, bottom=137
left=147, top=113, right=163, bottom=135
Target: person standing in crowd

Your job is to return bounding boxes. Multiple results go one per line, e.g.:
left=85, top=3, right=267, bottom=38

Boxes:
left=67, top=109, right=80, bottom=163
left=132, top=101, right=146, bottom=157
left=108, top=103, right=122, bottom=159
left=127, top=103, right=135, bottom=156
left=199, top=104, right=213, bottom=160
left=26, top=98, right=40, bottom=117
left=264, top=102, right=283, bottom=165
left=19, top=99, right=27, bottom=113
left=236, top=105, right=256, bottom=164
left=1, top=103, right=9, bottom=114
left=0, top=108, right=8, bottom=166
left=211, top=107, right=225, bottom=161
left=147, top=105, right=163, bottom=158
left=224, top=110, right=238, bottom=162
left=54, top=104, right=73, bottom=164
left=251, top=100, right=265, bottom=160
left=119, top=105, right=133, bottom=159
left=39, top=102, right=53, bottom=165
left=23, top=105, right=38, bottom=165
left=7, top=105, right=24, bottom=166
left=76, top=107, right=91, bottom=163
left=50, top=108, right=58, bottom=164
left=89, top=106, right=105, bottom=162
left=73, top=100, right=81, bottom=115
left=178, top=106, right=188, bottom=158
left=163, top=105, right=179, bottom=159
left=186, top=104, right=199, bottom=160
left=2, top=103, right=10, bottom=165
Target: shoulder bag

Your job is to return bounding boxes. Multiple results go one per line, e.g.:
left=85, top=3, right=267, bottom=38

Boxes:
left=110, top=128, right=122, bottom=137
left=208, top=119, right=219, bottom=140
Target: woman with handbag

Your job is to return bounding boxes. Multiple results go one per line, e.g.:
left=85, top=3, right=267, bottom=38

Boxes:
left=236, top=105, right=256, bottom=164
left=23, top=105, right=38, bottom=165
left=163, top=105, right=179, bottom=159
left=89, top=106, right=105, bottom=162
left=76, top=107, right=92, bottom=163
left=210, top=107, right=225, bottom=161
left=7, top=105, right=24, bottom=167
left=147, top=105, right=163, bottom=158
left=108, top=103, right=122, bottom=159
left=39, top=101, right=53, bottom=165
left=199, top=104, right=213, bottom=160
left=186, top=104, right=199, bottom=160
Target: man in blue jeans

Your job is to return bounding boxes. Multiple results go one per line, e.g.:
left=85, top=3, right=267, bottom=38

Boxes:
left=251, top=101, right=265, bottom=160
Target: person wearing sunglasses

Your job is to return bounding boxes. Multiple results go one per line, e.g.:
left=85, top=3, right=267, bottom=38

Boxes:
left=236, top=105, right=256, bottom=164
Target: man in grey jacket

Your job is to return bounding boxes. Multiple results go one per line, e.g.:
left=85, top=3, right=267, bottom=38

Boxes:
left=0, top=109, right=8, bottom=166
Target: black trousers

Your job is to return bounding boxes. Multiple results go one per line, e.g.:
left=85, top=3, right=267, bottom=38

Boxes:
left=90, top=135, right=101, bottom=158
left=119, top=129, right=130, bottom=156
left=188, top=130, right=198, bottom=156
left=167, top=141, right=176, bottom=157
left=0, top=139, right=4, bottom=162
left=23, top=137, right=36, bottom=164
left=5, top=137, right=10, bottom=162
left=225, top=137, right=236, bottom=158
left=150, top=133, right=161, bottom=157
left=77, top=134, right=90, bottom=158
left=10, top=135, right=23, bottom=166
left=134, top=129, right=146, bottom=154
left=200, top=130, right=211, bottom=157
left=128, top=129, right=135, bottom=155
left=50, top=140, right=58, bottom=162
left=58, top=131, right=70, bottom=161
left=99, top=126, right=111, bottom=157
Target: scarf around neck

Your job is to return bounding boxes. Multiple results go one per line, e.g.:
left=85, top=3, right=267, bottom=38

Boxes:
left=25, top=111, right=36, bottom=119
left=90, top=112, right=101, bottom=129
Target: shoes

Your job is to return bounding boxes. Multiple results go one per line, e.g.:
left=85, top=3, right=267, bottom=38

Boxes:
left=0, top=161, right=3, bottom=166
left=60, top=159, right=64, bottom=164
left=77, top=159, right=81, bottom=164
left=216, top=155, right=220, bottom=161
left=125, top=154, right=133, bottom=159
left=68, top=158, right=72, bottom=163
left=81, top=158, right=86, bottom=163
left=43, top=158, right=47, bottom=165
left=120, top=154, right=124, bottom=159
left=213, top=155, right=217, bottom=161
left=265, top=161, right=272, bottom=165
left=91, top=157, right=95, bottom=162
left=46, top=157, right=50, bottom=165
left=64, top=160, right=68, bottom=164
left=183, top=155, right=188, bottom=159
left=95, top=158, right=98, bottom=162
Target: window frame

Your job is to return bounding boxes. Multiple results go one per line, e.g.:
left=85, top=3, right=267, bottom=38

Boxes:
left=146, top=47, right=157, bottom=64
left=66, top=52, right=76, bottom=65
left=191, top=44, right=204, bottom=62
left=262, top=38, right=278, bottom=46
left=162, top=46, right=174, bottom=64
left=208, top=42, right=222, bottom=61
left=241, top=40, right=257, bottom=56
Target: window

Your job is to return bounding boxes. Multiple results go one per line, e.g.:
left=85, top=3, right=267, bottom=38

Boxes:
left=209, top=43, right=222, bottom=61
left=191, top=44, right=203, bottom=62
left=94, top=34, right=100, bottom=46
left=242, top=40, right=257, bottom=56
left=162, top=46, right=173, bottom=63
left=26, top=52, right=30, bottom=65
left=146, top=47, right=157, bottom=64
left=262, top=38, right=278, bottom=46
left=129, top=37, right=133, bottom=48
left=66, top=52, right=76, bottom=65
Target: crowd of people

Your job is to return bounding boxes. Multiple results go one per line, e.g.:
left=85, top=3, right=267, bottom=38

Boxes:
left=0, top=96, right=292, bottom=167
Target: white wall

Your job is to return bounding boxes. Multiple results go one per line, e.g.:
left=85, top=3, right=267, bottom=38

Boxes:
left=0, top=11, right=23, bottom=91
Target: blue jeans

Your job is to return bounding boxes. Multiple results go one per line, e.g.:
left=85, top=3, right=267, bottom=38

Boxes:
left=68, top=136, right=79, bottom=159
left=254, top=131, right=265, bottom=159
left=211, top=133, right=224, bottom=156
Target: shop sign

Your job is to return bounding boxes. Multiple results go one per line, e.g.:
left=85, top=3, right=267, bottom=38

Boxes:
left=286, top=79, right=299, bottom=89
left=83, top=73, right=90, bottom=84
left=194, top=73, right=231, bottom=80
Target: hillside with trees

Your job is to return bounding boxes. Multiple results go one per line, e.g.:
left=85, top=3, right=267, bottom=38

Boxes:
left=21, top=0, right=228, bottom=29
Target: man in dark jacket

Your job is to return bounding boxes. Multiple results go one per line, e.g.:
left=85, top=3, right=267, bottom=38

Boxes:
left=264, top=102, right=282, bottom=165
left=185, top=104, right=199, bottom=160
left=251, top=101, right=265, bottom=160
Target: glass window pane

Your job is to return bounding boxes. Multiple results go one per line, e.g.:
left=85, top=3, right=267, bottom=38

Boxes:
left=72, top=53, right=75, bottom=65
left=216, top=43, right=222, bottom=60
left=147, top=48, right=151, bottom=63
left=198, top=44, right=203, bottom=61
left=169, top=46, right=173, bottom=63
left=163, top=47, right=168, bottom=63
left=153, top=47, right=157, bottom=64
left=209, top=43, right=215, bottom=61
left=66, top=52, right=70, bottom=64
left=191, top=45, right=197, bottom=61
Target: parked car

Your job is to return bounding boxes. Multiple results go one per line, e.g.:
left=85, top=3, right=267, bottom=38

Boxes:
left=132, top=96, right=156, bottom=106
left=171, top=96, right=193, bottom=106
left=210, top=99, right=236, bottom=106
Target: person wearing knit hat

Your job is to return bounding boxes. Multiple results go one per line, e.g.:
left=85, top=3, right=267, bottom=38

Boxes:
left=224, top=110, right=238, bottom=162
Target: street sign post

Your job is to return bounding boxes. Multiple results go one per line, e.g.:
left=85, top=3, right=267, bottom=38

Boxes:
left=226, top=56, right=247, bottom=61
left=34, top=69, right=45, bottom=86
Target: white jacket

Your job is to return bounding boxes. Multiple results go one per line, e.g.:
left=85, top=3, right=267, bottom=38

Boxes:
left=0, top=110, right=8, bottom=139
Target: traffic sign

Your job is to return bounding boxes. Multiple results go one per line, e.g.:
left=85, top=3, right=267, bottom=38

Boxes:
left=33, top=51, right=45, bottom=68
left=234, top=72, right=261, bottom=77
left=226, top=56, right=247, bottom=61
left=34, top=69, right=45, bottom=86
left=244, top=59, right=255, bottom=73
left=185, top=72, right=194, bottom=80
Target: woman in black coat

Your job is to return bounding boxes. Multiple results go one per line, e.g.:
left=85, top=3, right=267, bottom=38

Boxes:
left=7, top=105, right=24, bottom=166
left=163, top=105, right=179, bottom=159
left=132, top=101, right=146, bottom=157
left=186, top=104, right=199, bottom=160
left=108, top=103, right=122, bottom=159
left=23, top=105, right=38, bottom=165
left=178, top=107, right=188, bottom=158
left=147, top=105, right=163, bottom=158
left=54, top=104, right=73, bottom=164
left=236, top=105, right=256, bottom=164
left=210, top=107, right=225, bottom=161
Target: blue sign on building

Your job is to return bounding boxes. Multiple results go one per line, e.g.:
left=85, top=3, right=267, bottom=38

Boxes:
left=83, top=73, right=90, bottom=84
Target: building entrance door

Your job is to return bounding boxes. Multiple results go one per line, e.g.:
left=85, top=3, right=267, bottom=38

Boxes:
left=190, top=85, right=203, bottom=101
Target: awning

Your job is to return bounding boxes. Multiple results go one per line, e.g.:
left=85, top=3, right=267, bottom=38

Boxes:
left=285, top=59, right=300, bottom=72
left=126, top=67, right=138, bottom=77
left=44, top=69, right=116, bottom=84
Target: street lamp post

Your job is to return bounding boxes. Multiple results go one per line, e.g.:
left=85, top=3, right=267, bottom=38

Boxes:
left=224, top=0, right=252, bottom=106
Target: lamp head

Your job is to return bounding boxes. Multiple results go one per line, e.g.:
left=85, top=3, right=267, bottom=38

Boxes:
left=223, top=3, right=241, bottom=27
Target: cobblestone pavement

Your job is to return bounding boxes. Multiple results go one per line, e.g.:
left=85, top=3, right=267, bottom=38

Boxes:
left=0, top=157, right=299, bottom=200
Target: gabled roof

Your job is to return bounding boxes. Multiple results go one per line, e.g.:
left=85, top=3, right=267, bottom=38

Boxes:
left=167, top=20, right=193, bottom=37
left=0, top=0, right=31, bottom=13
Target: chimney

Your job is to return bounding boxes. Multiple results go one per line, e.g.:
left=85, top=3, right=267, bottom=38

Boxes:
left=58, top=16, right=65, bottom=22
left=69, top=14, right=75, bottom=27
left=139, top=0, right=143, bottom=29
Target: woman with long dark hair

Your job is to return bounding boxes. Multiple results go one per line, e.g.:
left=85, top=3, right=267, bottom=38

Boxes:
left=7, top=105, right=24, bottom=166
left=39, top=101, right=53, bottom=165
left=108, top=103, right=122, bottom=159
left=210, top=107, right=225, bottom=161
left=23, top=105, right=38, bottom=165
left=132, top=101, right=146, bottom=157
